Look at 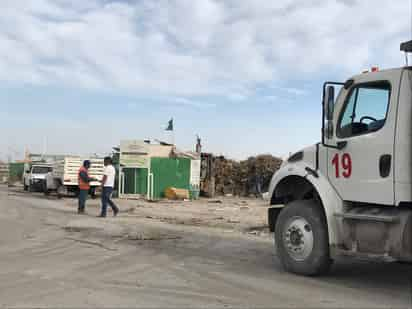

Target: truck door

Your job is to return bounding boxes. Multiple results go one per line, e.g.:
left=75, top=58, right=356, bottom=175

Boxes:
left=327, top=74, right=399, bottom=205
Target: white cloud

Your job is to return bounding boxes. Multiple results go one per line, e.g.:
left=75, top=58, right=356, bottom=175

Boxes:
left=283, top=88, right=307, bottom=96
left=227, top=93, right=248, bottom=102
left=263, top=95, right=279, bottom=102
left=171, top=97, right=216, bottom=108
left=0, top=0, right=409, bottom=98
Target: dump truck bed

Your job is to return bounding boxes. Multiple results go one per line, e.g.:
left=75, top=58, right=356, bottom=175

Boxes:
left=52, top=157, right=104, bottom=186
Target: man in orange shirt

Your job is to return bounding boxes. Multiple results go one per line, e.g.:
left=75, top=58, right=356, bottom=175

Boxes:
left=78, top=160, right=95, bottom=214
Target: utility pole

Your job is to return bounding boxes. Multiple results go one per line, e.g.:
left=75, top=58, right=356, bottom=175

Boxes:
left=42, top=137, right=47, bottom=160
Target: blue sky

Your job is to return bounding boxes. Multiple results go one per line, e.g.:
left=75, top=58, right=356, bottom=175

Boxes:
left=1, top=0, right=409, bottom=161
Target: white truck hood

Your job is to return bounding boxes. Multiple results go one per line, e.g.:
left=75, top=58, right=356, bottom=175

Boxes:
left=284, top=144, right=317, bottom=168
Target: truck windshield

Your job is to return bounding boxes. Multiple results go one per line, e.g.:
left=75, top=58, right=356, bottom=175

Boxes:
left=32, top=166, right=52, bottom=174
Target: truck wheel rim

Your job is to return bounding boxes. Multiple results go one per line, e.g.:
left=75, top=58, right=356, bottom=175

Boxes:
left=283, top=216, right=314, bottom=261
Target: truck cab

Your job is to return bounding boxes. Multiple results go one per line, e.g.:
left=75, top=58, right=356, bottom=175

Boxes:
left=23, top=164, right=53, bottom=192
left=267, top=41, right=412, bottom=276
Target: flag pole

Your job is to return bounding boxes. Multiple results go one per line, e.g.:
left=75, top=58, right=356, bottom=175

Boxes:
left=171, top=122, right=175, bottom=146
left=170, top=118, right=174, bottom=146
left=165, top=118, right=174, bottom=146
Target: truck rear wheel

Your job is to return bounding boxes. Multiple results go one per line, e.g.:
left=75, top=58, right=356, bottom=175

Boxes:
left=57, top=185, right=67, bottom=199
left=275, top=199, right=332, bottom=276
left=43, top=181, right=50, bottom=196
left=90, top=187, right=96, bottom=199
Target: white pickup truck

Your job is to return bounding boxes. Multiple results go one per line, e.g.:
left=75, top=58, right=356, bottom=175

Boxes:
left=23, top=164, right=53, bottom=192
left=45, top=157, right=104, bottom=198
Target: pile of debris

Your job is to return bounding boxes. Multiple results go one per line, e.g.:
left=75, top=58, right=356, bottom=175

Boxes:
left=214, top=156, right=237, bottom=195
left=213, top=154, right=282, bottom=197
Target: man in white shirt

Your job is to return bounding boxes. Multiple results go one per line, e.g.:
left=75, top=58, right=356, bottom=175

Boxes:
left=98, top=156, right=119, bottom=217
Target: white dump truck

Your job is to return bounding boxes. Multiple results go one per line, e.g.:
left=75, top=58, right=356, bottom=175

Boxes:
left=23, top=163, right=52, bottom=192
left=267, top=41, right=412, bottom=276
left=45, top=157, right=104, bottom=197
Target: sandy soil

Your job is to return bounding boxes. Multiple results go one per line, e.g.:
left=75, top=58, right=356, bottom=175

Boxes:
left=2, top=185, right=412, bottom=308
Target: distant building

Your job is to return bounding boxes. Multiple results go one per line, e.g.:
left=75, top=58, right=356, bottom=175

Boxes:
left=116, top=140, right=200, bottom=200
left=0, top=161, right=9, bottom=183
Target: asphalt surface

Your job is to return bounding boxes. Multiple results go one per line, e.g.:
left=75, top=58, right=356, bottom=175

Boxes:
left=1, top=185, right=412, bottom=308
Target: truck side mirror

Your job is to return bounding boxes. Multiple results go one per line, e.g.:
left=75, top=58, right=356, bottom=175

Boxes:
left=324, top=85, right=335, bottom=121
left=323, top=120, right=334, bottom=139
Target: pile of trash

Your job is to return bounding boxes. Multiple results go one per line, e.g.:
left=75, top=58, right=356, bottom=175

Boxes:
left=213, top=154, right=283, bottom=197
left=214, top=156, right=237, bottom=196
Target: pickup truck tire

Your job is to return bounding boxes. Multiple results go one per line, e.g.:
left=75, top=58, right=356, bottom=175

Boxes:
left=275, top=199, right=332, bottom=276
left=90, top=187, right=96, bottom=199
left=43, top=182, right=50, bottom=196
left=57, top=185, right=66, bottom=199
left=73, top=189, right=80, bottom=198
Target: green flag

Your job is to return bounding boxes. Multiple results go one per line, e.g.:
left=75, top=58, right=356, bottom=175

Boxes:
left=166, top=118, right=173, bottom=131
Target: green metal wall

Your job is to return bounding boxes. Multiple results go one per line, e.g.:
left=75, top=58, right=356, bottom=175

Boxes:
left=8, top=162, right=24, bottom=182
left=150, top=157, right=191, bottom=198
left=123, top=168, right=148, bottom=195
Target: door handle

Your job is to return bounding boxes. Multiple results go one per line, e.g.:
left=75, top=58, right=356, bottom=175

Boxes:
left=379, top=154, right=391, bottom=178
left=337, top=141, right=347, bottom=150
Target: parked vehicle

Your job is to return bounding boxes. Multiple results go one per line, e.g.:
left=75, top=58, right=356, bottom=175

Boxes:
left=45, top=157, right=104, bottom=198
left=23, top=163, right=52, bottom=192
left=267, top=40, right=412, bottom=276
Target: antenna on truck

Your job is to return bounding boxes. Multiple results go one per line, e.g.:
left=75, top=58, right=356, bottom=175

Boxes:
left=402, top=0, right=412, bottom=66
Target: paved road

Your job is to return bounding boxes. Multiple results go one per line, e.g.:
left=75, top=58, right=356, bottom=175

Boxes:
left=1, top=185, right=411, bottom=308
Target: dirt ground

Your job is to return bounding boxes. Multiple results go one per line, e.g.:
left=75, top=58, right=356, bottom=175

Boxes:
left=66, top=193, right=269, bottom=235
left=2, top=185, right=412, bottom=308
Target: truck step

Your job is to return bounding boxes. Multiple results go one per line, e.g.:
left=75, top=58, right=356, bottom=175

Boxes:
left=332, top=247, right=397, bottom=262
left=335, top=210, right=399, bottom=223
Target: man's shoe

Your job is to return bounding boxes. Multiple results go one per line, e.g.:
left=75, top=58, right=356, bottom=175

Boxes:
left=113, top=209, right=119, bottom=217
left=96, top=214, right=106, bottom=218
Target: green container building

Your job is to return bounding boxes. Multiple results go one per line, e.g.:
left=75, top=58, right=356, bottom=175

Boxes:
left=8, top=162, right=25, bottom=182
left=117, top=140, right=200, bottom=200
left=122, top=168, right=148, bottom=195
left=150, top=157, right=191, bottom=199
left=119, top=157, right=197, bottom=200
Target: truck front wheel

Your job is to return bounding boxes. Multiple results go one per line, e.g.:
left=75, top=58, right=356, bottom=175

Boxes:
left=275, top=199, right=332, bottom=276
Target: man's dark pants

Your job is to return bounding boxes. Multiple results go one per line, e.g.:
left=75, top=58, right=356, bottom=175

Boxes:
left=78, top=189, right=88, bottom=213
left=100, top=187, right=119, bottom=217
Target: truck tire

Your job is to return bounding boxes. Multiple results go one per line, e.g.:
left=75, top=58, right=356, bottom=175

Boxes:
left=43, top=181, right=50, bottom=196
left=275, top=199, right=332, bottom=276
left=57, top=185, right=66, bottom=199
left=90, top=187, right=96, bottom=199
